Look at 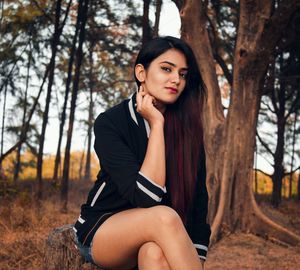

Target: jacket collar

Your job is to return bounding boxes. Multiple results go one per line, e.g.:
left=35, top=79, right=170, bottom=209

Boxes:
left=128, top=92, right=150, bottom=138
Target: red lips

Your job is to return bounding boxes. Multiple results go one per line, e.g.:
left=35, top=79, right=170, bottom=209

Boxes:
left=166, top=87, right=178, bottom=94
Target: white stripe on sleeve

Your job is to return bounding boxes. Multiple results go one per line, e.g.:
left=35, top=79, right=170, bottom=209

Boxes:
left=136, top=181, right=162, bottom=202
left=194, top=244, right=208, bottom=251
left=91, top=182, right=106, bottom=207
left=138, top=171, right=167, bottom=193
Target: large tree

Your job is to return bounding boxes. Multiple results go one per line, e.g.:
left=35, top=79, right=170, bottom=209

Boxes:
left=172, top=0, right=300, bottom=245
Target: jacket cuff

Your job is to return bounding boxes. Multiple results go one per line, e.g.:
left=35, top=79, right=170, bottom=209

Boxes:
left=194, top=243, right=208, bottom=261
left=136, top=171, right=167, bottom=202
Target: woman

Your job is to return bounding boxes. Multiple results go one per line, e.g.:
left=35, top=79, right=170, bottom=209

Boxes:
left=74, top=36, right=211, bottom=270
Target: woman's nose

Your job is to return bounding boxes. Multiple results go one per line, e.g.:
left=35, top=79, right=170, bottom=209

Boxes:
left=170, top=72, right=180, bottom=84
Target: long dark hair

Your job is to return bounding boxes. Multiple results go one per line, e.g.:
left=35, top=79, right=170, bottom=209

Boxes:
left=134, top=36, right=206, bottom=223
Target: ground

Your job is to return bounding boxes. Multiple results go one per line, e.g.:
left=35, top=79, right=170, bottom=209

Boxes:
left=0, top=180, right=299, bottom=270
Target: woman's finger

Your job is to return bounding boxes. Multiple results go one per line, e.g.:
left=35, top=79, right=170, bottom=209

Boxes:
left=142, top=94, right=154, bottom=108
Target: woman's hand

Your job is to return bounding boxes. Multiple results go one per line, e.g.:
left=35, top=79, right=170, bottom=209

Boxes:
left=136, top=85, right=164, bottom=127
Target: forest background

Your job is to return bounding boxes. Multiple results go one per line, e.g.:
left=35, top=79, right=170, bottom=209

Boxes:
left=0, top=0, right=300, bottom=269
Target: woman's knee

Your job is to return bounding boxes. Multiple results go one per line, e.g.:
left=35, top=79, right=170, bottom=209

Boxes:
left=149, top=205, right=183, bottom=229
left=138, top=242, right=169, bottom=269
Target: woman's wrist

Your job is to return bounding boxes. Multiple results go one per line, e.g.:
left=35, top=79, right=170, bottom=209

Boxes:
left=149, top=118, right=164, bottom=129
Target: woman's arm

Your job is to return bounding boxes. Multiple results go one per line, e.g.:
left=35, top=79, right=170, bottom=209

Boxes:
left=136, top=88, right=166, bottom=189
left=93, top=88, right=167, bottom=208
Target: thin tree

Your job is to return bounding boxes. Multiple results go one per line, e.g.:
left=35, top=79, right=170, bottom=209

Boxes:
left=53, top=0, right=79, bottom=185
left=61, top=0, right=89, bottom=212
left=36, top=0, right=64, bottom=200
left=0, top=83, right=8, bottom=174
left=289, top=111, right=298, bottom=198
left=84, top=42, right=95, bottom=181
left=142, top=0, right=152, bottom=45
left=153, top=0, right=162, bottom=37
left=298, top=168, right=300, bottom=200
left=13, top=42, right=32, bottom=183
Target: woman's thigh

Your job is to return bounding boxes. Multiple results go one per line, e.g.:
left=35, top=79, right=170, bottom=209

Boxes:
left=91, top=206, right=179, bottom=270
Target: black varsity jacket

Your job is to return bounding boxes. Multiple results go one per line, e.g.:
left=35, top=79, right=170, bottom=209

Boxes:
left=74, top=93, right=211, bottom=260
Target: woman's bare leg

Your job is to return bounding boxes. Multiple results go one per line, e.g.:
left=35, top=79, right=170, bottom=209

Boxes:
left=138, top=242, right=171, bottom=270
left=91, top=205, right=201, bottom=270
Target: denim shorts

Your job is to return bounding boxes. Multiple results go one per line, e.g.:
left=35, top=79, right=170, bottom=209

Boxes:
left=74, top=233, right=97, bottom=266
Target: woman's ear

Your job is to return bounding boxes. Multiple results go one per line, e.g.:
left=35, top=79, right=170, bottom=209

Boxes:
left=135, top=64, right=146, bottom=83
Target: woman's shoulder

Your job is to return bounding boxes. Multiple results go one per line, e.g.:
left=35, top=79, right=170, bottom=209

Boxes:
left=94, top=99, right=130, bottom=128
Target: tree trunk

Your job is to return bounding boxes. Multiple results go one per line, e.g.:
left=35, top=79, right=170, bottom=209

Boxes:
left=177, top=0, right=300, bottom=245
left=61, top=0, right=89, bottom=212
left=14, top=42, right=32, bottom=183
left=142, top=0, right=152, bottom=45
left=270, top=54, right=286, bottom=207
left=84, top=45, right=94, bottom=181
left=36, top=0, right=63, bottom=200
left=271, top=118, right=285, bottom=207
left=53, top=1, right=80, bottom=185
left=254, top=143, right=258, bottom=194
left=44, top=224, right=101, bottom=270
left=289, top=111, right=297, bottom=198
left=153, top=0, right=162, bottom=37
left=79, top=147, right=85, bottom=180
left=84, top=93, right=92, bottom=181
left=297, top=170, right=300, bottom=201
left=0, top=83, right=8, bottom=173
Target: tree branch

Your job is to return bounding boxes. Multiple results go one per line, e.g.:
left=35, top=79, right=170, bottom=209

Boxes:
left=258, top=0, right=300, bottom=55
left=255, top=168, right=272, bottom=178
left=261, top=99, right=276, bottom=114
left=31, top=0, right=53, bottom=23
left=0, top=64, right=50, bottom=162
left=284, top=165, right=300, bottom=177
left=256, top=131, right=274, bottom=157
left=206, top=5, right=233, bottom=86
left=214, top=53, right=233, bottom=86
left=0, top=41, right=30, bottom=93
left=285, top=90, right=300, bottom=120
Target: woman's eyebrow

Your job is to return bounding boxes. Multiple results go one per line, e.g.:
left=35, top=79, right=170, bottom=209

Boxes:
left=159, top=61, right=188, bottom=70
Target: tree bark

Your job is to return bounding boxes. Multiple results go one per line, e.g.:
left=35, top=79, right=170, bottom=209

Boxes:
left=177, top=0, right=300, bottom=245
left=44, top=224, right=101, bottom=270
left=61, top=0, right=89, bottom=212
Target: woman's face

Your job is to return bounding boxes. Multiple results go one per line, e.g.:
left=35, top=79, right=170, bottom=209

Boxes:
left=136, top=49, right=188, bottom=110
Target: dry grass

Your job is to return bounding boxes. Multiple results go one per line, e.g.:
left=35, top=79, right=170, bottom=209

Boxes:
left=0, top=180, right=300, bottom=270
left=0, top=179, right=88, bottom=270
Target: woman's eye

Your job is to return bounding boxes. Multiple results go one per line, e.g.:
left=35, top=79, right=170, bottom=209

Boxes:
left=161, top=66, right=171, bottom=72
left=180, top=73, right=187, bottom=79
